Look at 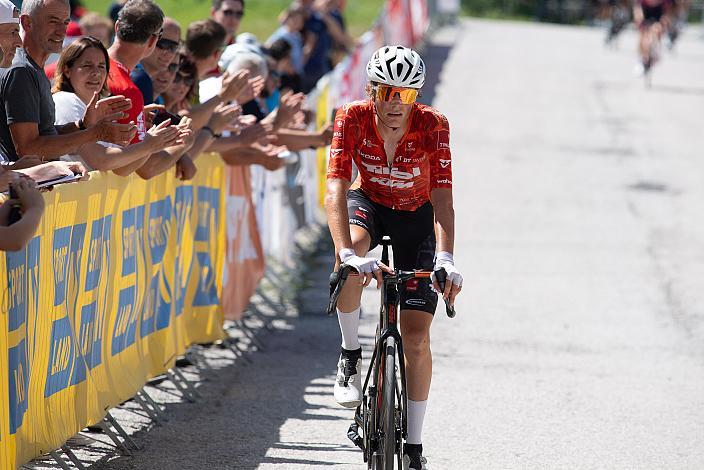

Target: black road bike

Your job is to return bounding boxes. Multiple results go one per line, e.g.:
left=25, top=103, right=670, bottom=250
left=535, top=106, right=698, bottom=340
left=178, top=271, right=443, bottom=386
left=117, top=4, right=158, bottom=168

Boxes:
left=327, top=237, right=456, bottom=469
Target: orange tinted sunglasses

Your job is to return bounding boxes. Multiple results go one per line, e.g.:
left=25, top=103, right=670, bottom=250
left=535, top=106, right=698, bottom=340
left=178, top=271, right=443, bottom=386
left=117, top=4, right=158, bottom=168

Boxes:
left=374, top=84, right=419, bottom=104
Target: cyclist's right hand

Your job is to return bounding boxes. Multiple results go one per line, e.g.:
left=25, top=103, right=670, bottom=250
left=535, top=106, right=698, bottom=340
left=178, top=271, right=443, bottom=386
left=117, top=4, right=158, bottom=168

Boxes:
left=339, top=248, right=390, bottom=288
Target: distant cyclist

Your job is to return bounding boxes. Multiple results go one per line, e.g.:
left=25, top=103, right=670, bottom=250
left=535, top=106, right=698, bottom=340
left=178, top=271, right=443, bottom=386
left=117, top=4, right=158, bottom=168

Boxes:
left=324, top=45, right=463, bottom=470
left=634, top=0, right=670, bottom=74
left=605, top=0, right=632, bottom=46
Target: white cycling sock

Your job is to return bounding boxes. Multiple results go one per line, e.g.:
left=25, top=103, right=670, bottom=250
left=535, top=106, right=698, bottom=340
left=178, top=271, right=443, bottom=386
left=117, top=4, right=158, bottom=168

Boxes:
left=337, top=307, right=361, bottom=351
left=406, top=399, right=427, bottom=445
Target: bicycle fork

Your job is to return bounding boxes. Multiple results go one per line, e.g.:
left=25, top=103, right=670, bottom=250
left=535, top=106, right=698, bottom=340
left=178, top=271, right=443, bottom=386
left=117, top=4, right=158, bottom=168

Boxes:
left=347, top=328, right=409, bottom=461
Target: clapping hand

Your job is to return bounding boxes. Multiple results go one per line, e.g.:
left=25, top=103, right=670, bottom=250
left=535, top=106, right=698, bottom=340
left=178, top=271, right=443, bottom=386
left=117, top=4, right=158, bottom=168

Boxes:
left=83, top=92, right=132, bottom=126
left=219, top=69, right=251, bottom=103
left=236, top=76, right=266, bottom=104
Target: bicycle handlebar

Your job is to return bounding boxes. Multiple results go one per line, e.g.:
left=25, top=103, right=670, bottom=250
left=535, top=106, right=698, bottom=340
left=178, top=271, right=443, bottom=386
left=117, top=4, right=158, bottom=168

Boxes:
left=326, top=265, right=457, bottom=318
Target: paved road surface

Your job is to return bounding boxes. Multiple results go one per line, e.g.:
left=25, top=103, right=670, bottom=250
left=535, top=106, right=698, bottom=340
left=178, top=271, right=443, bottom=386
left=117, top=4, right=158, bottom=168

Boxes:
left=82, top=19, right=704, bottom=470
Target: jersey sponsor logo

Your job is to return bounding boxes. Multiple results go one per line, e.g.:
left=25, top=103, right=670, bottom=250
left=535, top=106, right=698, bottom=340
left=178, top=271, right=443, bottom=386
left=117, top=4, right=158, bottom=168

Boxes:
left=369, top=177, right=415, bottom=189
left=333, top=131, right=342, bottom=138
left=358, top=151, right=381, bottom=161
left=437, top=129, right=450, bottom=150
left=354, top=210, right=367, bottom=220
left=136, top=111, right=146, bottom=142
left=360, top=162, right=421, bottom=180
left=439, top=159, right=451, bottom=169
left=406, top=141, right=415, bottom=151
left=405, top=298, right=427, bottom=307
left=401, top=156, right=425, bottom=164
left=330, top=149, right=343, bottom=155
left=436, top=178, right=452, bottom=185
left=362, top=138, right=377, bottom=148
left=349, top=219, right=368, bottom=229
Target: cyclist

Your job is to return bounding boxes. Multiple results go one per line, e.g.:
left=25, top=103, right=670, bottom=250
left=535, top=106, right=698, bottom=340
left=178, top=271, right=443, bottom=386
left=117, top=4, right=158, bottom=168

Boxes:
left=324, top=45, right=463, bottom=470
left=634, top=0, right=671, bottom=74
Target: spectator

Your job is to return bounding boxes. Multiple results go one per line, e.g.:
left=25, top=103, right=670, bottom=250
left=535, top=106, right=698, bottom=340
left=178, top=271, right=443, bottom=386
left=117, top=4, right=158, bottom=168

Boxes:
left=159, top=54, right=251, bottom=166
left=0, top=175, right=44, bottom=251
left=162, top=54, right=198, bottom=115
left=131, top=17, right=180, bottom=105
left=0, top=0, right=21, bottom=70
left=53, top=36, right=179, bottom=172
left=211, top=0, right=244, bottom=45
left=78, top=12, right=113, bottom=48
left=107, top=0, right=193, bottom=178
left=186, top=19, right=226, bottom=80
left=69, top=0, right=86, bottom=20
left=222, top=49, right=331, bottom=152
left=150, top=56, right=180, bottom=104
left=108, top=0, right=127, bottom=23
left=266, top=37, right=301, bottom=93
left=0, top=0, right=134, bottom=163
left=299, top=0, right=351, bottom=92
left=185, top=19, right=255, bottom=131
left=224, top=51, right=268, bottom=120
left=266, top=5, right=305, bottom=77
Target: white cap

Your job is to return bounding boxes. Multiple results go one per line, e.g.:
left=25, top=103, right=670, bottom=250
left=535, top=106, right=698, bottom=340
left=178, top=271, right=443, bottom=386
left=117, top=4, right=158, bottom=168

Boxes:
left=0, top=0, right=19, bottom=25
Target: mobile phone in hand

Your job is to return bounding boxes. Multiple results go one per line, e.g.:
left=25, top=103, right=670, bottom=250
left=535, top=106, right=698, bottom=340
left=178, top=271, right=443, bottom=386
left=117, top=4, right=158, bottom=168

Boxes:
left=153, top=110, right=181, bottom=127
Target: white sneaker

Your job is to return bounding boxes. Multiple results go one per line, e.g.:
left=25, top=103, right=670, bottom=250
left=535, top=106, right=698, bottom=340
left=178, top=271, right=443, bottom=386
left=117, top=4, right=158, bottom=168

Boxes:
left=403, top=454, right=429, bottom=470
left=333, top=348, right=362, bottom=408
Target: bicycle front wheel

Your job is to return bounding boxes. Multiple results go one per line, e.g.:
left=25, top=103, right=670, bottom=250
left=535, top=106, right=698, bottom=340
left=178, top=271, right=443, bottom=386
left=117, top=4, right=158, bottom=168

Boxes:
left=379, top=337, right=397, bottom=469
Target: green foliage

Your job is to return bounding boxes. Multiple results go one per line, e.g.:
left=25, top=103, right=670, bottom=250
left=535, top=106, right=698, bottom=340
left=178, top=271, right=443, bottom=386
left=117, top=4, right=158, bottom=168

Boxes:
left=81, top=0, right=383, bottom=41
left=460, top=0, right=534, bottom=19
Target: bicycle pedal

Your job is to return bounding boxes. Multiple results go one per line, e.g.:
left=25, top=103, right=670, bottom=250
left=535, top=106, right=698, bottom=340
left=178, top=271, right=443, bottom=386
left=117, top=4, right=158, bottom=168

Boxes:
left=347, top=423, right=364, bottom=451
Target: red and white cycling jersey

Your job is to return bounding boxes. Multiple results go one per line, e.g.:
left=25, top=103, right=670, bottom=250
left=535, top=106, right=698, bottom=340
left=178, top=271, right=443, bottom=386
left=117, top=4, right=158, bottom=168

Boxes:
left=327, top=100, right=452, bottom=211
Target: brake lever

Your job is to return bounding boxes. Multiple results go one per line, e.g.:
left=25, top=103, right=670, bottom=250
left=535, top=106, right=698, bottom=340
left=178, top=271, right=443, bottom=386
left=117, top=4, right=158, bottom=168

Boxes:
left=327, top=264, right=355, bottom=316
left=434, top=268, right=456, bottom=318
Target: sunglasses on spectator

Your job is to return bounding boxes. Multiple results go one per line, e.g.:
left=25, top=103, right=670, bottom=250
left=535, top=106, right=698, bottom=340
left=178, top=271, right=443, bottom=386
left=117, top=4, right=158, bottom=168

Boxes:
left=166, top=62, right=179, bottom=74
left=156, top=38, right=180, bottom=53
left=222, top=9, right=244, bottom=18
left=174, top=73, right=195, bottom=86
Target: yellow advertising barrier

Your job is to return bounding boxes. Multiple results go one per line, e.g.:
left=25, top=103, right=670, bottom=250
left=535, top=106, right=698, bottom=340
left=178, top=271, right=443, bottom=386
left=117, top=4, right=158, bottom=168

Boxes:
left=0, top=157, right=226, bottom=469
left=316, top=82, right=330, bottom=209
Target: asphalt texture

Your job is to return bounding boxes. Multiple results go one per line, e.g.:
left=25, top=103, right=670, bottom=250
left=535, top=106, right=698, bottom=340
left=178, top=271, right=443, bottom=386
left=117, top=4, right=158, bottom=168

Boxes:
left=28, top=18, right=704, bottom=470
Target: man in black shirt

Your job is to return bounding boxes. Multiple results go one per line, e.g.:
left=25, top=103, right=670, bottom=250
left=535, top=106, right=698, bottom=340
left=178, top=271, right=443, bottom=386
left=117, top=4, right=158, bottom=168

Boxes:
left=0, top=0, right=134, bottom=162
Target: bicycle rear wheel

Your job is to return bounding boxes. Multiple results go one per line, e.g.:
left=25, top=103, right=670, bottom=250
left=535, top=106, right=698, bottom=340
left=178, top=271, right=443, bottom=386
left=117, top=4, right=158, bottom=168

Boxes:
left=379, top=337, right=397, bottom=469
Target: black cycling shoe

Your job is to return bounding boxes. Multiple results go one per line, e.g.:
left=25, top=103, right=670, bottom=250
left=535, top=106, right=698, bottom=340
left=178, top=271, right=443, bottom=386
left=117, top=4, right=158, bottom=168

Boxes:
left=403, top=443, right=428, bottom=470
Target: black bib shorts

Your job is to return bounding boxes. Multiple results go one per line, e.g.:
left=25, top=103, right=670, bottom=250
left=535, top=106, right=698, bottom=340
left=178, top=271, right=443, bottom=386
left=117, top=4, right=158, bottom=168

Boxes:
left=347, top=189, right=438, bottom=315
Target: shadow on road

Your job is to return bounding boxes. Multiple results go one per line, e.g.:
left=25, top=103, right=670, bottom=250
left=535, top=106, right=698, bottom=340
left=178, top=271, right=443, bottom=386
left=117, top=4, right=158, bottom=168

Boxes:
left=87, top=246, right=377, bottom=469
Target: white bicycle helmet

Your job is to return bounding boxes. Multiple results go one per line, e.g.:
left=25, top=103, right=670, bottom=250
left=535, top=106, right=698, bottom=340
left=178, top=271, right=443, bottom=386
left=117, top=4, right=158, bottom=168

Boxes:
left=366, top=45, right=426, bottom=89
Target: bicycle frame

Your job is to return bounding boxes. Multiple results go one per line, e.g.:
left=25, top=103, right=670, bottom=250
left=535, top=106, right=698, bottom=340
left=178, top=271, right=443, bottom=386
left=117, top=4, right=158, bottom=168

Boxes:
left=327, top=238, right=455, bottom=468
left=358, top=238, right=410, bottom=467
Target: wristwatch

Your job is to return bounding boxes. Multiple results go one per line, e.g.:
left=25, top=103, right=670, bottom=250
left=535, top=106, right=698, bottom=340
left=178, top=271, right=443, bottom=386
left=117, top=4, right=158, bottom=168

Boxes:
left=201, top=126, right=221, bottom=138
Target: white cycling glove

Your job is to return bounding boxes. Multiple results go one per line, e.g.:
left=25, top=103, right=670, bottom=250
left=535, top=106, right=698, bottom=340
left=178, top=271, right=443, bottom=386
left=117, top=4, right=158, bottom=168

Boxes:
left=339, top=248, right=380, bottom=274
left=431, top=251, right=463, bottom=288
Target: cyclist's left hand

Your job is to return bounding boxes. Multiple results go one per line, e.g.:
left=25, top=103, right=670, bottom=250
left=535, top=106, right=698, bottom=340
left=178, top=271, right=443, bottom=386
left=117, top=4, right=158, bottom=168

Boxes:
left=431, top=252, right=463, bottom=306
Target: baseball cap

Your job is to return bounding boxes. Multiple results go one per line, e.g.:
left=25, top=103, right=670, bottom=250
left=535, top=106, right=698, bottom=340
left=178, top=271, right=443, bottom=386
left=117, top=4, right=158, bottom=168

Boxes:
left=0, top=0, right=20, bottom=25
